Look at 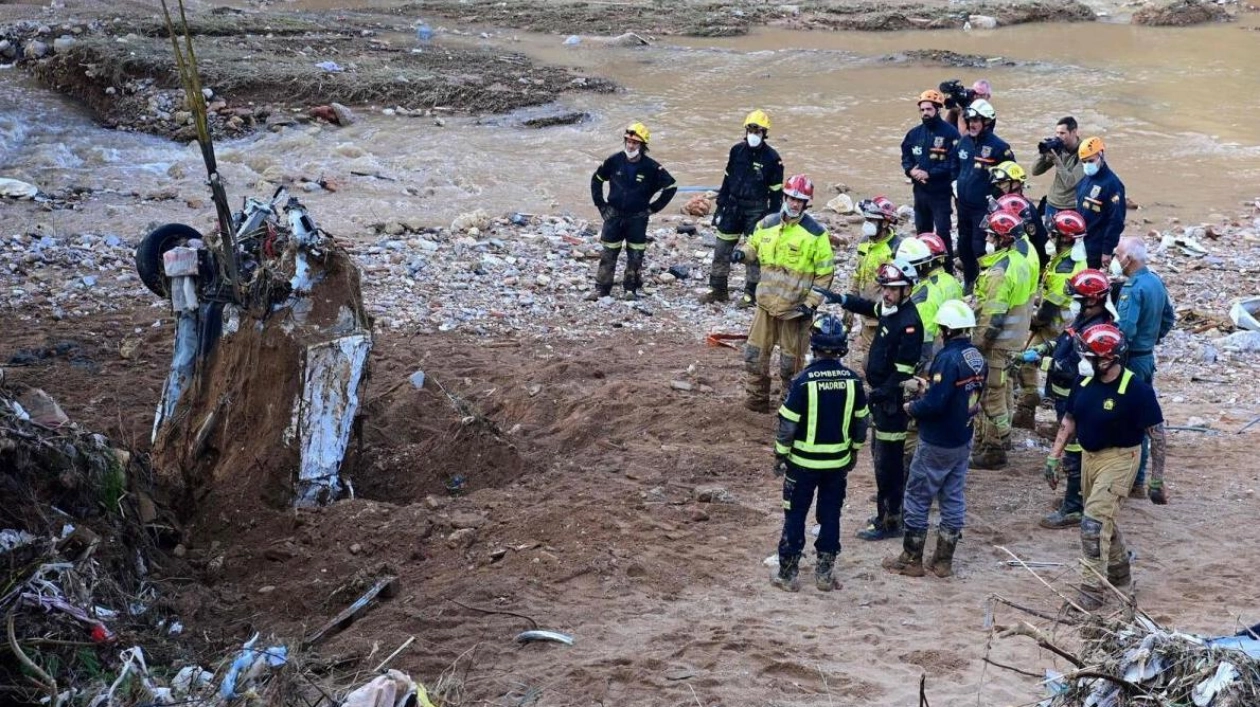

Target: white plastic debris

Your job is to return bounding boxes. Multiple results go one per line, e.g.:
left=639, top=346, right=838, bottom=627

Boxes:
left=0, top=177, right=38, bottom=199
left=0, top=529, right=37, bottom=552
left=219, top=633, right=288, bottom=700
left=1191, top=661, right=1238, bottom=706
left=295, top=333, right=373, bottom=506
left=1229, top=296, right=1260, bottom=332
left=1216, top=331, right=1260, bottom=353
left=171, top=665, right=213, bottom=696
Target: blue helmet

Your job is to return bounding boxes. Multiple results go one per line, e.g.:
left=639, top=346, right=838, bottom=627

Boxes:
left=810, top=314, right=848, bottom=356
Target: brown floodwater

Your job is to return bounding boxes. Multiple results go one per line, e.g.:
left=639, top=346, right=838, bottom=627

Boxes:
left=3, top=11, right=1258, bottom=235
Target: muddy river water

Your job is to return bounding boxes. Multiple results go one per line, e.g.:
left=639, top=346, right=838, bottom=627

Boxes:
left=3, top=13, right=1259, bottom=236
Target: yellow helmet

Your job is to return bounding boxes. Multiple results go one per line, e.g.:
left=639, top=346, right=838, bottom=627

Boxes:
left=744, top=109, right=771, bottom=131
left=990, top=160, right=1027, bottom=184
left=1078, top=136, right=1105, bottom=160
left=625, top=121, right=650, bottom=145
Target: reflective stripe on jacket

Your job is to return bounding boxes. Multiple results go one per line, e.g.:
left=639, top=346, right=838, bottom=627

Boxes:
left=739, top=213, right=835, bottom=317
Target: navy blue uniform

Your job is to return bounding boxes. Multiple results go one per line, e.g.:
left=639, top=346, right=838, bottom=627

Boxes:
left=841, top=296, right=923, bottom=527
left=951, top=130, right=1015, bottom=287
left=902, top=115, right=960, bottom=269
left=908, top=337, right=988, bottom=449
left=1066, top=369, right=1163, bottom=452
left=1075, top=162, right=1126, bottom=268
left=590, top=152, right=677, bottom=295
left=715, top=141, right=784, bottom=233
left=775, top=359, right=870, bottom=559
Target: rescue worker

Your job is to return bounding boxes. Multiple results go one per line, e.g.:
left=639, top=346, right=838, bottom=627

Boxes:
left=1031, top=116, right=1084, bottom=220
left=771, top=315, right=869, bottom=592
left=1112, top=235, right=1175, bottom=494
left=901, top=90, right=960, bottom=271
left=733, top=175, right=834, bottom=413
left=1020, top=268, right=1114, bottom=529
left=970, top=210, right=1036, bottom=469
left=848, top=196, right=902, bottom=372
left=1011, top=210, right=1088, bottom=430
left=989, top=162, right=1049, bottom=270
left=703, top=110, right=784, bottom=306
left=884, top=300, right=987, bottom=578
left=1046, top=323, right=1168, bottom=610
left=813, top=259, right=924, bottom=542
left=897, top=234, right=964, bottom=474
left=588, top=122, right=678, bottom=301
left=951, top=99, right=1014, bottom=293
left=1075, top=136, right=1126, bottom=269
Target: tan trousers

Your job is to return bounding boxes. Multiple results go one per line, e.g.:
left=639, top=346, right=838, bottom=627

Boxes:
left=976, top=348, right=1012, bottom=452
left=743, top=310, right=810, bottom=409
left=1016, top=328, right=1054, bottom=415
left=1080, top=445, right=1141, bottom=590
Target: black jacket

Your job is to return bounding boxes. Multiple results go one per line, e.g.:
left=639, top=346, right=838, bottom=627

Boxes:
left=841, top=296, right=924, bottom=403
left=717, top=141, right=784, bottom=217
left=590, top=152, right=677, bottom=215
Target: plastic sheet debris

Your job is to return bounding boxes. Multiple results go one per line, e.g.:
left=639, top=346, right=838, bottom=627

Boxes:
left=1191, top=661, right=1239, bottom=706
left=409, top=369, right=426, bottom=389
left=1230, top=296, right=1260, bottom=332
left=342, top=668, right=438, bottom=707
left=219, top=633, right=288, bottom=700
left=516, top=629, right=575, bottom=646
left=316, top=61, right=345, bottom=73
left=1206, top=635, right=1260, bottom=659
left=21, top=592, right=116, bottom=642
left=0, top=177, right=39, bottom=199
left=0, top=529, right=37, bottom=552
left=171, top=665, right=214, bottom=697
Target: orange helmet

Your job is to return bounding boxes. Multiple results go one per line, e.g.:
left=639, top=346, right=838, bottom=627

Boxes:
left=918, top=89, right=945, bottom=106
left=1079, top=136, right=1105, bottom=160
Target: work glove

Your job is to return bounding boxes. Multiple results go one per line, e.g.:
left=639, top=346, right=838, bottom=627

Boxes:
left=795, top=304, right=816, bottom=320
left=1147, top=479, right=1168, bottom=505
left=1020, top=349, right=1041, bottom=364
left=900, top=377, right=925, bottom=399
left=1043, top=456, right=1061, bottom=490
left=773, top=456, right=789, bottom=478
left=810, top=286, right=847, bottom=306
left=729, top=249, right=746, bottom=264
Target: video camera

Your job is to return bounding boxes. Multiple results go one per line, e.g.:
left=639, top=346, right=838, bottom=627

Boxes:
left=938, top=79, right=976, bottom=110
left=1038, top=136, right=1066, bottom=155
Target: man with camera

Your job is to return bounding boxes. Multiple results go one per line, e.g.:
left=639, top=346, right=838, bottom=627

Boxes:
left=901, top=90, right=960, bottom=272
left=940, top=79, right=991, bottom=134
left=950, top=99, right=1014, bottom=294
left=1032, top=117, right=1085, bottom=221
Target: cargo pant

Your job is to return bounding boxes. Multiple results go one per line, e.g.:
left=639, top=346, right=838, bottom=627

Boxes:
left=1080, top=445, right=1141, bottom=592
left=778, top=465, right=850, bottom=561
left=975, top=348, right=1014, bottom=454
left=870, top=399, right=908, bottom=524
left=1015, top=327, right=1055, bottom=425
left=744, top=309, right=810, bottom=410
left=710, top=208, right=762, bottom=297
left=903, top=440, right=971, bottom=533
left=594, top=211, right=649, bottom=295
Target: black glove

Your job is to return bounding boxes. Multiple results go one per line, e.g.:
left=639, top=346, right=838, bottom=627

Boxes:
left=773, top=456, right=788, bottom=478
left=598, top=205, right=615, bottom=221
left=810, top=286, right=847, bottom=306
left=795, top=304, right=815, bottom=320
left=1148, top=479, right=1168, bottom=505
left=730, top=250, right=746, bottom=264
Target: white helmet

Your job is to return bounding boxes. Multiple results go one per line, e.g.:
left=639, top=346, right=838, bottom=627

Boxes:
left=895, top=238, right=933, bottom=268
left=964, top=98, right=996, bottom=121
left=935, top=299, right=977, bottom=330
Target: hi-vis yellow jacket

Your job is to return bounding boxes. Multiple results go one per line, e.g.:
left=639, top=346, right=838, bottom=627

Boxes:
left=738, top=212, right=835, bottom=318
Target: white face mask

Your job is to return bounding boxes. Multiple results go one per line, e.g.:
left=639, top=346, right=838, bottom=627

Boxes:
left=746, top=133, right=762, bottom=148
left=881, top=303, right=899, bottom=316
left=624, top=147, right=640, bottom=159
left=1069, top=300, right=1082, bottom=318
left=1077, top=359, right=1094, bottom=378
left=861, top=221, right=879, bottom=238
left=1109, top=256, right=1125, bottom=278
left=782, top=202, right=802, bottom=220
left=1070, top=239, right=1087, bottom=262
left=984, top=241, right=997, bottom=255
left=1044, top=241, right=1058, bottom=257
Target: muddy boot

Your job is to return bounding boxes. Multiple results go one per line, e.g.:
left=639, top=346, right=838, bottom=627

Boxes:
left=622, top=249, right=645, bottom=298
left=815, top=552, right=840, bottom=591
left=928, top=528, right=960, bottom=578
left=770, top=553, right=801, bottom=592
left=1074, top=584, right=1106, bottom=612
left=881, top=529, right=927, bottom=577
left=699, top=275, right=729, bottom=304
left=1039, top=508, right=1082, bottom=529
left=623, top=289, right=640, bottom=301
left=969, top=446, right=1007, bottom=470
left=857, top=513, right=902, bottom=541
left=736, top=282, right=757, bottom=309
left=1012, top=405, right=1036, bottom=430
left=1107, top=560, right=1132, bottom=589
left=584, top=285, right=612, bottom=301
left=594, top=246, right=619, bottom=293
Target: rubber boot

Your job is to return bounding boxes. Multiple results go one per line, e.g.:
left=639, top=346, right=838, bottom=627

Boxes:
left=622, top=249, right=644, bottom=300
left=881, top=529, right=927, bottom=577
left=1039, top=508, right=1082, bottom=529
left=770, top=553, right=801, bottom=592
left=815, top=552, right=839, bottom=591
left=699, top=275, right=729, bottom=304
left=736, top=282, right=757, bottom=309
left=1107, top=560, right=1132, bottom=589
left=928, top=528, right=960, bottom=578
left=1040, top=466, right=1084, bottom=529
left=857, top=512, right=902, bottom=541
left=593, top=246, right=619, bottom=296
left=583, top=285, right=612, bottom=302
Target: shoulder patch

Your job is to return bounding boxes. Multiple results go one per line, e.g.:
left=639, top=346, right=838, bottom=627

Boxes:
left=963, top=347, right=985, bottom=374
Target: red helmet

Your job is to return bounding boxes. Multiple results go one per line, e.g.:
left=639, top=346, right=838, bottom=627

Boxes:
left=984, top=211, right=1023, bottom=245
left=1051, top=210, right=1088, bottom=239
left=783, top=174, right=814, bottom=202
left=992, top=193, right=1035, bottom=221
left=860, top=196, right=899, bottom=222
left=1078, top=323, right=1128, bottom=361
left=917, top=233, right=948, bottom=260
left=1068, top=268, right=1110, bottom=302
